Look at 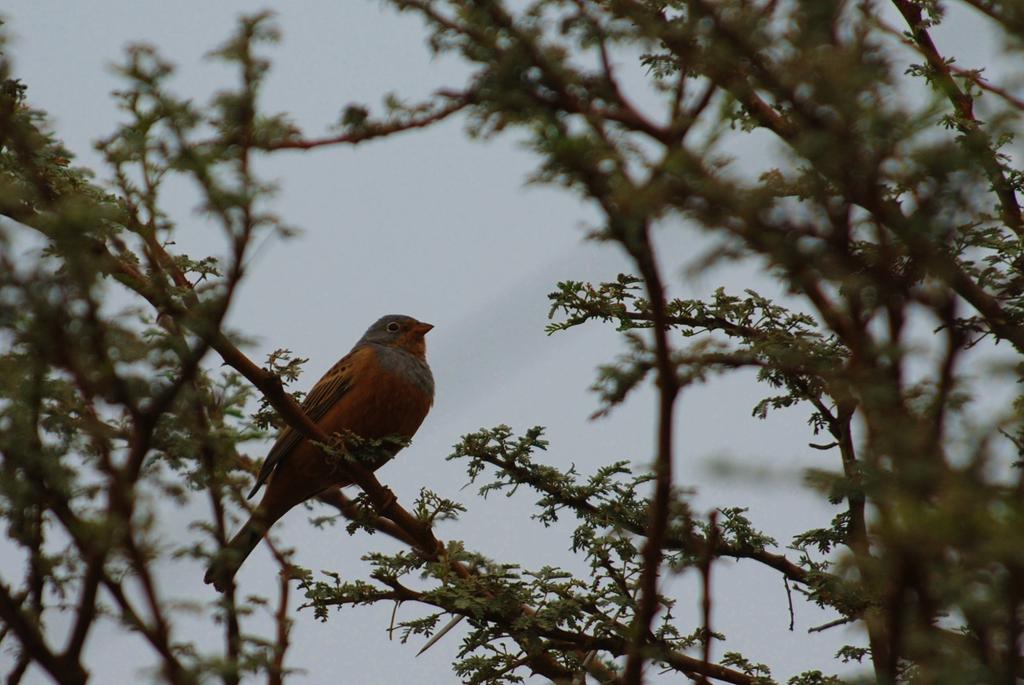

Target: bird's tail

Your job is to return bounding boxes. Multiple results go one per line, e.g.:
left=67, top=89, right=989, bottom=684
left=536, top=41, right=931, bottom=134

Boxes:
left=204, top=519, right=266, bottom=592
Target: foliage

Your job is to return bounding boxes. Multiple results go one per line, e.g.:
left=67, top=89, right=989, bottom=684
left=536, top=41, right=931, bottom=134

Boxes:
left=2, top=2, right=1024, bottom=684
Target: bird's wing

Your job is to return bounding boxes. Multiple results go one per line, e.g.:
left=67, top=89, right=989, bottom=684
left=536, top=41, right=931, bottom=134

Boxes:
left=246, top=346, right=368, bottom=499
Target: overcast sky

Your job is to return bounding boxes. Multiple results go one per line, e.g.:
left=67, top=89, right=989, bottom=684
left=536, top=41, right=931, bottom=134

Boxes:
left=0, top=2, right=1011, bottom=683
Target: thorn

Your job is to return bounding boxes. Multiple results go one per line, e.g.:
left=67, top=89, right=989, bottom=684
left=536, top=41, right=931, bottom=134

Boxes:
left=416, top=614, right=464, bottom=657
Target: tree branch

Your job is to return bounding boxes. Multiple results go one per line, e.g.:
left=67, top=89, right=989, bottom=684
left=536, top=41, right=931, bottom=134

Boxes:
left=261, top=93, right=471, bottom=151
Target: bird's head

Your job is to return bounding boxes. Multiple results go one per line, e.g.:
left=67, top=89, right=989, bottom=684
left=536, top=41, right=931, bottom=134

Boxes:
left=359, top=314, right=433, bottom=358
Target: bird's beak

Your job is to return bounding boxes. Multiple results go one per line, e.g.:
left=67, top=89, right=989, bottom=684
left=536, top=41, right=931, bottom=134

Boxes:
left=412, top=321, right=434, bottom=336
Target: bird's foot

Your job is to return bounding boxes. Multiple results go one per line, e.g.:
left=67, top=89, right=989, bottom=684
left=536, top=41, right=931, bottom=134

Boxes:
left=375, top=487, right=398, bottom=517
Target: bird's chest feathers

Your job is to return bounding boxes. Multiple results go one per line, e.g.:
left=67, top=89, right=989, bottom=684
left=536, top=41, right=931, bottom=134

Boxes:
left=332, top=346, right=434, bottom=440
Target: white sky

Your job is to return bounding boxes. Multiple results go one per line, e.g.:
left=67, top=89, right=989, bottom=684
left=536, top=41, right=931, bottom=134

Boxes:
left=1, top=2, right=1012, bottom=683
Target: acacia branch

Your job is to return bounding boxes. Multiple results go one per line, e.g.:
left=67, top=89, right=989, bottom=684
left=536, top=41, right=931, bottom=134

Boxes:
left=320, top=576, right=756, bottom=684
left=315, top=489, right=419, bottom=548
left=623, top=225, right=680, bottom=685
left=263, top=537, right=293, bottom=685
left=64, top=552, right=104, bottom=662
left=200, top=432, right=242, bottom=685
left=261, top=93, right=471, bottom=151
left=0, top=582, right=87, bottom=685
left=609, top=0, right=1024, bottom=362
left=700, top=512, right=719, bottom=682
left=467, top=442, right=811, bottom=586
left=891, top=0, right=1023, bottom=237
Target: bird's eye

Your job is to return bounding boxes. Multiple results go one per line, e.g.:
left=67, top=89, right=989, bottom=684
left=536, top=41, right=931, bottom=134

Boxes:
left=386, top=322, right=401, bottom=333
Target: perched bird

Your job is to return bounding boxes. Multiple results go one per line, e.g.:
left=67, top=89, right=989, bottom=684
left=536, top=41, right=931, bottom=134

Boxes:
left=205, top=314, right=435, bottom=591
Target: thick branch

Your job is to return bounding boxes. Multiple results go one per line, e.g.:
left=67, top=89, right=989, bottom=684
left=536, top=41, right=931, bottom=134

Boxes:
left=623, top=228, right=681, bottom=685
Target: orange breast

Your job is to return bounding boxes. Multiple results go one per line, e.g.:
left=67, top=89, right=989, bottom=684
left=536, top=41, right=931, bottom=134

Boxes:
left=315, top=351, right=431, bottom=464
left=321, top=363, right=431, bottom=439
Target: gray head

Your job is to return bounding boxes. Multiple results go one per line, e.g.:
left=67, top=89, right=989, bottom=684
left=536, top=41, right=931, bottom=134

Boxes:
left=356, top=314, right=434, bottom=358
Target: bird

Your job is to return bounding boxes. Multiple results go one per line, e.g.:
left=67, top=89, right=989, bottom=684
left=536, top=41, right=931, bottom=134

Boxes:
left=204, top=314, right=435, bottom=591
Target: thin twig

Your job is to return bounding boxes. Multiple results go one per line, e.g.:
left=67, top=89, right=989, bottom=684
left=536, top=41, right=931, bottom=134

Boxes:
left=700, top=512, right=720, bottom=681
left=262, top=94, right=471, bottom=151
left=784, top=577, right=795, bottom=632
